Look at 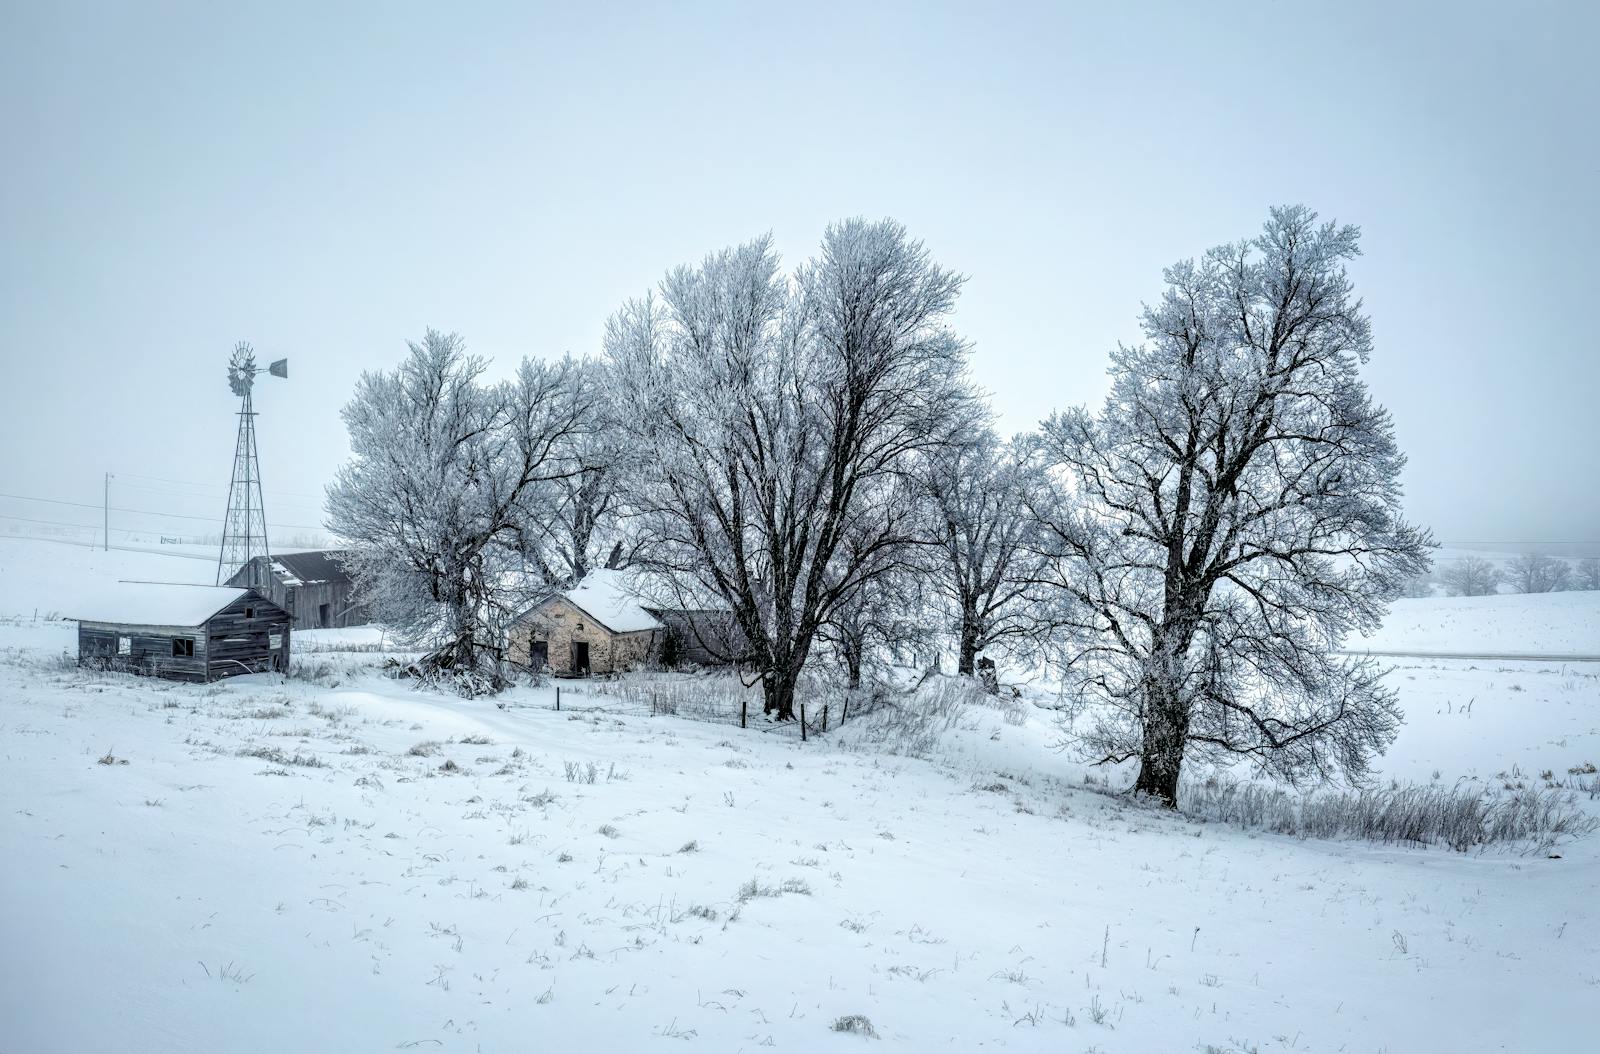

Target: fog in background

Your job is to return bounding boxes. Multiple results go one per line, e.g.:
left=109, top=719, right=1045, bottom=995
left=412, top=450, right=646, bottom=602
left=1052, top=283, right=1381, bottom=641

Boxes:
left=2, top=0, right=1596, bottom=549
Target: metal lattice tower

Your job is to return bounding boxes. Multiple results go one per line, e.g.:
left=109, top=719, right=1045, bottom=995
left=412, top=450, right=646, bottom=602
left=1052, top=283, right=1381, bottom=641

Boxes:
left=216, top=343, right=287, bottom=586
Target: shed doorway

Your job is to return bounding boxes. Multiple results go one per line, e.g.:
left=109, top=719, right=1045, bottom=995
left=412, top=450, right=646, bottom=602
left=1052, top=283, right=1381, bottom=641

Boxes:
left=529, top=640, right=548, bottom=670
left=571, top=641, right=591, bottom=677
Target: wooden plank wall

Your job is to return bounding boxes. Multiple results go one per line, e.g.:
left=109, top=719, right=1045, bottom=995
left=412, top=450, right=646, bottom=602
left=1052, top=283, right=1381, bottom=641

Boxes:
left=205, top=594, right=292, bottom=680
left=78, top=623, right=209, bottom=682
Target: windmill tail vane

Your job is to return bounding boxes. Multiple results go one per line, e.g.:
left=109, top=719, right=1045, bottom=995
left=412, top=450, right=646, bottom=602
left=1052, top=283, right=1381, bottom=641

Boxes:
left=216, top=342, right=288, bottom=586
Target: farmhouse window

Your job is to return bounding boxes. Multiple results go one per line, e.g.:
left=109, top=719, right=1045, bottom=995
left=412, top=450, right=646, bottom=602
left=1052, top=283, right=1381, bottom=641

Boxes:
left=243, top=607, right=255, bottom=619
left=171, top=638, right=195, bottom=657
left=117, top=636, right=131, bottom=655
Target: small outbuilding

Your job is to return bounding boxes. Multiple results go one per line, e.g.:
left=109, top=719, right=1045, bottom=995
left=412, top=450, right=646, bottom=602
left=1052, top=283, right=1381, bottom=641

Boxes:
left=507, top=569, right=661, bottom=677
left=506, top=569, right=751, bottom=677
left=646, top=607, right=750, bottom=667
left=225, top=550, right=367, bottom=629
left=76, top=583, right=292, bottom=682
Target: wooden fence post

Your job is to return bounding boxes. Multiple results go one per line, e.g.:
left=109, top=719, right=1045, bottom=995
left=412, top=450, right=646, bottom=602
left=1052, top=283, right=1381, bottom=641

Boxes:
left=800, top=702, right=807, bottom=742
left=556, top=685, right=560, bottom=711
left=740, top=700, right=747, bottom=729
left=821, top=703, right=828, bottom=734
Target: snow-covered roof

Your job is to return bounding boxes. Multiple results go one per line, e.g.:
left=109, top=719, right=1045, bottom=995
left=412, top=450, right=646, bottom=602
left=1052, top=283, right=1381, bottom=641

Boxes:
left=229, top=550, right=353, bottom=588
left=561, top=569, right=663, bottom=634
left=76, top=583, right=259, bottom=628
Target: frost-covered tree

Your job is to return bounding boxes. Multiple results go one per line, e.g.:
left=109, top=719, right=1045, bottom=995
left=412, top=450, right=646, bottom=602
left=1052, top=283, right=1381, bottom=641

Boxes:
left=1505, top=552, right=1571, bottom=593
left=540, top=361, right=643, bottom=583
left=816, top=564, right=937, bottom=689
left=1027, top=206, right=1432, bottom=806
left=606, top=220, right=974, bottom=720
left=916, top=429, right=1041, bottom=676
left=326, top=330, right=589, bottom=691
left=1398, top=572, right=1434, bottom=599
left=1441, top=556, right=1503, bottom=597
left=1578, top=557, right=1600, bottom=591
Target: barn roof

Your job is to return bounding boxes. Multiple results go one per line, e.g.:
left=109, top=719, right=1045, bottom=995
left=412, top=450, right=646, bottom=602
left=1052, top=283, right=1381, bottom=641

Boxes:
left=76, top=583, right=266, bottom=627
left=263, top=550, right=352, bottom=586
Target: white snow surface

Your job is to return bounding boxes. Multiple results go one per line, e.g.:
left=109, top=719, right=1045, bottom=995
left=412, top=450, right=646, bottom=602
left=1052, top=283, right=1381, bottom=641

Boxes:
left=1, top=621, right=1597, bottom=1051
left=2, top=535, right=1599, bottom=1050
left=1349, top=590, right=1600, bottom=656
left=0, top=536, right=216, bottom=619
left=73, top=582, right=257, bottom=628
left=560, top=567, right=663, bottom=633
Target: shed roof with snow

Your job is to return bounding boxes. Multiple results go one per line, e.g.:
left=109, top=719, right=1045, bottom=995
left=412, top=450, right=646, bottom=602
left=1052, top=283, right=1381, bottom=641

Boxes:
left=75, top=583, right=267, bottom=628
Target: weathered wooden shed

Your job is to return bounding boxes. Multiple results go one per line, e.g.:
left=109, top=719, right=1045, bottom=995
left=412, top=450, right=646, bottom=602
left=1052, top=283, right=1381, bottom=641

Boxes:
left=226, top=550, right=367, bottom=629
left=507, top=569, right=662, bottom=677
left=645, top=607, right=751, bottom=666
left=76, top=583, right=292, bottom=682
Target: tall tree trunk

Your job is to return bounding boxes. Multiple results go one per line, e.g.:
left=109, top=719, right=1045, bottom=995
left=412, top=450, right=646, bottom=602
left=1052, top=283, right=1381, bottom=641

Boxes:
left=957, top=605, right=979, bottom=676
left=762, top=667, right=799, bottom=721
left=1132, top=672, right=1189, bottom=807
left=845, top=642, right=862, bottom=690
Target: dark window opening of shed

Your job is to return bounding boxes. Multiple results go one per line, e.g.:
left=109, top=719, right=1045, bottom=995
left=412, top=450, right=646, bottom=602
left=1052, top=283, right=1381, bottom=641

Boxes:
left=243, top=607, right=255, bottom=619
left=171, top=638, right=195, bottom=657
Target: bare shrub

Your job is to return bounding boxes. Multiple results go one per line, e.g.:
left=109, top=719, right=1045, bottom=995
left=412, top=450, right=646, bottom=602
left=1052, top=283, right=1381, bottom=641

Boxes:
left=831, top=1014, right=879, bottom=1039
left=736, top=876, right=813, bottom=902
left=1181, top=776, right=1598, bottom=851
left=237, top=745, right=326, bottom=768
left=834, top=676, right=984, bottom=758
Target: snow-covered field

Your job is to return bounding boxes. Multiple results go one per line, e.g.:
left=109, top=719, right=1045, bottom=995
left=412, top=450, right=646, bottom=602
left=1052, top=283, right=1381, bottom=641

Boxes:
left=2, top=539, right=1599, bottom=1051
left=1349, top=591, right=1600, bottom=657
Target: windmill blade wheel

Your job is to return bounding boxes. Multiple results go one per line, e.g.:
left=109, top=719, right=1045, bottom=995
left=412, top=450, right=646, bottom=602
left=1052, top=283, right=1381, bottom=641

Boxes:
left=228, top=341, right=257, bottom=396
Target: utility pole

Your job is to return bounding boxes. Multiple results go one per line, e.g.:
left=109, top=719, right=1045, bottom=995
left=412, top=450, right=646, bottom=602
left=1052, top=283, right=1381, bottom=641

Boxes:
left=103, top=472, right=112, bottom=551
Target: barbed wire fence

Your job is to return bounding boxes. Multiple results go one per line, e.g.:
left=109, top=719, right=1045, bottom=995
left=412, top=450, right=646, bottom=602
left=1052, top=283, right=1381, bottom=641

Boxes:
left=522, top=669, right=898, bottom=742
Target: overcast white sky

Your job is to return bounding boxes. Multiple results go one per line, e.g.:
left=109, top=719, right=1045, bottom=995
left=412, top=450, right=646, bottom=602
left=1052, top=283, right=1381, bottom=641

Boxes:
left=1, top=0, right=1596, bottom=546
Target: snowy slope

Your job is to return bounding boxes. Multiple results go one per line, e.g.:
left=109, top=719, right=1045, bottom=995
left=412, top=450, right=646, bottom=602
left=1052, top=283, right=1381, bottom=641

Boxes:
left=0, top=536, right=219, bottom=619
left=1, top=618, right=1596, bottom=1052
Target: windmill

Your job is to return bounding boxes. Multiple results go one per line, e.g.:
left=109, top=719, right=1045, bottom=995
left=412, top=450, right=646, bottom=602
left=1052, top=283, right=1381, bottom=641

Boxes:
left=216, top=343, right=288, bottom=586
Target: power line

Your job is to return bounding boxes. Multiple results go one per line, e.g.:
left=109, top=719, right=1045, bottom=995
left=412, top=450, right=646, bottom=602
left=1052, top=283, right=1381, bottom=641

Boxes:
left=0, top=491, right=327, bottom=532
left=115, top=479, right=325, bottom=513
left=113, top=470, right=326, bottom=502
left=0, top=529, right=217, bottom=562
left=0, top=513, right=185, bottom=536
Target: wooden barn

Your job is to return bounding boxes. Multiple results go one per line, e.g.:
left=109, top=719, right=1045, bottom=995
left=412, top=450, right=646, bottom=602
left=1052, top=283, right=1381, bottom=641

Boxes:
left=76, top=583, right=292, bottom=682
left=507, top=569, right=662, bottom=677
left=225, top=550, right=366, bottom=629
